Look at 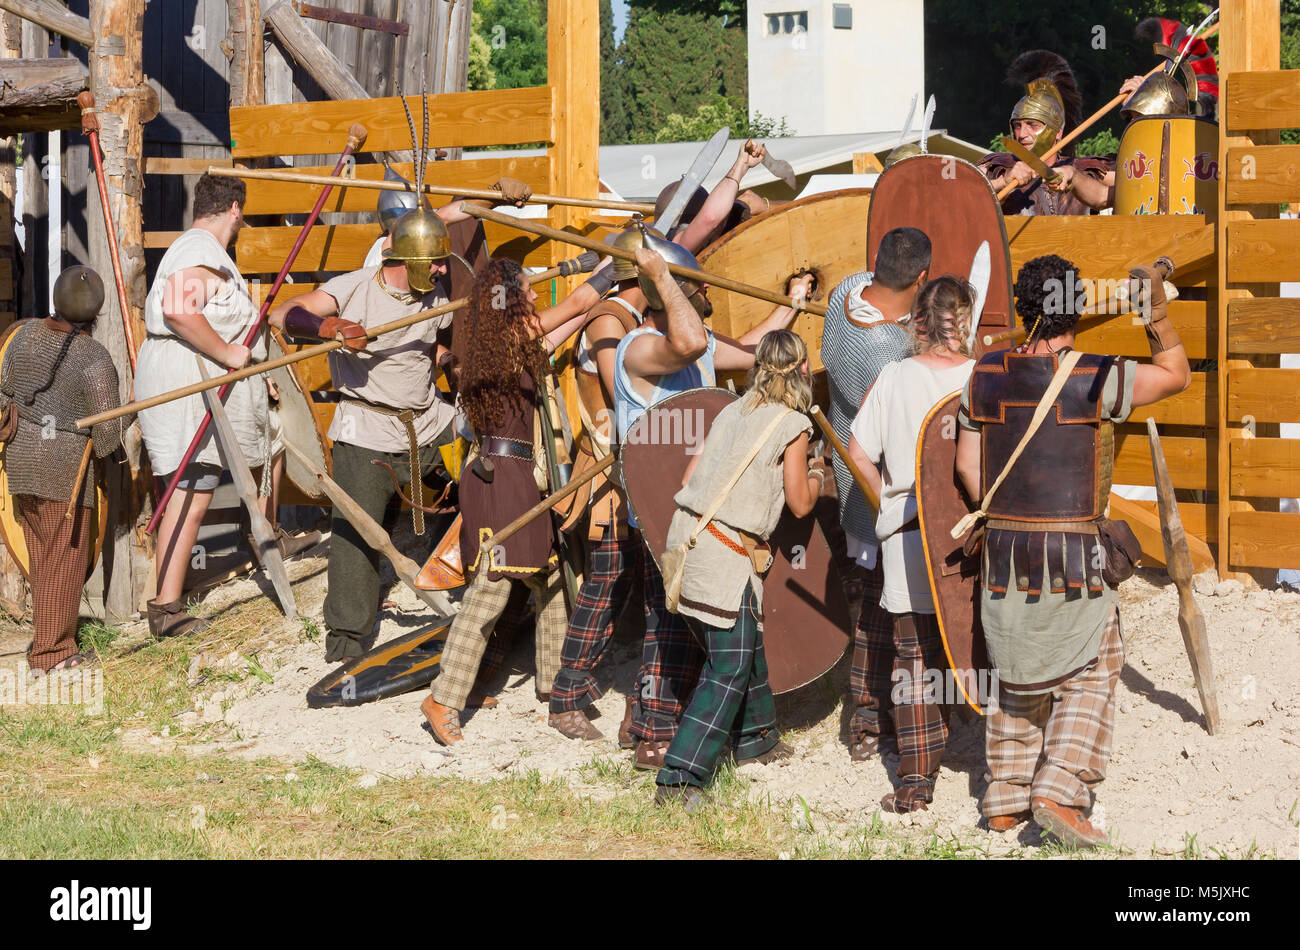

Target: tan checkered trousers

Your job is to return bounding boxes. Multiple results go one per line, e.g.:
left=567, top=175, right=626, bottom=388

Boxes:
left=982, top=607, right=1124, bottom=817
left=429, top=569, right=567, bottom=711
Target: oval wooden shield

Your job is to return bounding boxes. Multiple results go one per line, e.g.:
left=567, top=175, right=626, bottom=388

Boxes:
left=622, top=388, right=850, bottom=694
left=915, top=392, right=991, bottom=714
left=697, top=188, right=872, bottom=377
left=0, top=321, right=107, bottom=582
left=1114, top=115, right=1218, bottom=216
left=268, top=329, right=332, bottom=503
left=866, top=155, right=1013, bottom=352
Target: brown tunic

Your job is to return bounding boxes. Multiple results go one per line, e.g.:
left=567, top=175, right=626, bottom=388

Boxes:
left=458, top=371, right=555, bottom=581
left=979, top=153, right=1113, bottom=216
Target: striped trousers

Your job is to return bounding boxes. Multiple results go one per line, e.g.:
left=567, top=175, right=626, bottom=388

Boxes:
left=18, top=495, right=90, bottom=672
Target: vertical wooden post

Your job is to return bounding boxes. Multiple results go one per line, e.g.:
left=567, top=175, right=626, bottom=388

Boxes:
left=228, top=0, right=264, bottom=109
left=0, top=8, right=25, bottom=619
left=18, top=15, right=47, bottom=320
left=88, top=0, right=154, bottom=619
left=546, top=0, right=599, bottom=285
left=1216, top=0, right=1281, bottom=581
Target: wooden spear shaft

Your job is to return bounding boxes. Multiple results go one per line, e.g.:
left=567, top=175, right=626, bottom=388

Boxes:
left=76, top=263, right=572, bottom=430
left=483, top=453, right=616, bottom=555
left=810, top=406, right=879, bottom=510
left=995, top=23, right=1221, bottom=202
left=207, top=164, right=657, bottom=215
left=462, top=203, right=829, bottom=317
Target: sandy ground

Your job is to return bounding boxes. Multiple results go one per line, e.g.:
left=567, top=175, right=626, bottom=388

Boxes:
left=6, top=525, right=1299, bottom=858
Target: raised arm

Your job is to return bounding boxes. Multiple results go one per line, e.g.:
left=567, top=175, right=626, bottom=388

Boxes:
left=1129, top=263, right=1192, bottom=407
left=712, top=273, right=811, bottom=372
left=437, top=177, right=533, bottom=224
left=621, top=248, right=709, bottom=379
left=677, top=140, right=765, bottom=253
left=534, top=260, right=616, bottom=352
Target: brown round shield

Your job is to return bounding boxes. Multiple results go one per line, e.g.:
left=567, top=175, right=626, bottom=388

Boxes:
left=622, top=388, right=850, bottom=694
left=867, top=155, right=1013, bottom=352
left=697, top=188, right=872, bottom=378
left=915, top=392, right=991, bottom=714
left=267, top=329, right=331, bottom=503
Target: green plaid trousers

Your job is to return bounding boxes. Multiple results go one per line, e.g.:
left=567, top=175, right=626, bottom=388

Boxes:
left=656, top=584, right=779, bottom=788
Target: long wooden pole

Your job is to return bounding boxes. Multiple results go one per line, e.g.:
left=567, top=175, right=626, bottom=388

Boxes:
left=995, top=23, right=1221, bottom=202
left=462, top=203, right=828, bottom=317
left=810, top=406, right=879, bottom=510
left=77, top=263, right=574, bottom=430
left=207, top=164, right=657, bottom=215
left=485, top=453, right=616, bottom=553
left=144, top=125, right=367, bottom=534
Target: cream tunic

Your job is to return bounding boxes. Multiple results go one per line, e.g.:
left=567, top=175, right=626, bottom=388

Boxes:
left=136, top=228, right=268, bottom=475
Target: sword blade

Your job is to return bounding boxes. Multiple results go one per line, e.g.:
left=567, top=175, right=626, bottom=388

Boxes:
left=919, top=95, right=936, bottom=153
left=761, top=152, right=798, bottom=190
left=1001, top=136, right=1062, bottom=185
left=966, top=241, right=991, bottom=351
left=898, top=93, right=918, bottom=148
left=658, top=126, right=731, bottom=234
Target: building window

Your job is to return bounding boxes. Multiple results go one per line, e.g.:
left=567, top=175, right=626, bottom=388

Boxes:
left=832, top=4, right=852, bottom=29
left=766, top=11, right=808, bottom=35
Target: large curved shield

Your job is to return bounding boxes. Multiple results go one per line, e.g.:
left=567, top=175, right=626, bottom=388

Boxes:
left=267, top=329, right=331, bottom=503
left=622, top=388, right=850, bottom=694
left=698, top=189, right=871, bottom=377
left=0, top=321, right=107, bottom=583
left=1114, top=115, right=1218, bottom=216
left=915, top=392, right=991, bottom=714
left=867, top=155, right=1013, bottom=352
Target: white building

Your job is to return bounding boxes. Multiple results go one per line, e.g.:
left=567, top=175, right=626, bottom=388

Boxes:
left=746, top=0, right=925, bottom=137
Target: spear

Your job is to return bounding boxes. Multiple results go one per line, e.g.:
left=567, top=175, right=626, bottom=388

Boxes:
left=995, top=22, right=1221, bottom=202
left=144, top=124, right=368, bottom=534
left=76, top=259, right=596, bottom=430
left=206, top=165, right=657, bottom=215
left=460, top=203, right=828, bottom=316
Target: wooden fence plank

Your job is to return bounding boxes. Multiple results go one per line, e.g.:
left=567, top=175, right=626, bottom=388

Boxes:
left=1223, top=69, right=1300, bottom=131
left=1227, top=368, right=1300, bottom=423
left=1109, top=495, right=1216, bottom=572
left=1224, top=144, right=1300, bottom=203
left=239, top=156, right=552, bottom=214
left=143, top=156, right=233, bottom=175
left=1230, top=436, right=1300, bottom=496
left=1005, top=215, right=1213, bottom=277
left=1114, top=432, right=1212, bottom=490
left=1127, top=372, right=1214, bottom=427
left=229, top=87, right=554, bottom=158
left=1074, top=299, right=1213, bottom=360
left=1227, top=297, right=1300, bottom=352
left=1229, top=510, right=1300, bottom=568
left=1226, top=219, right=1300, bottom=283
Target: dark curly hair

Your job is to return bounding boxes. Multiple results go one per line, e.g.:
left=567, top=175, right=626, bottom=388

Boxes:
left=1013, top=254, right=1080, bottom=342
left=193, top=172, right=246, bottom=220
left=458, top=258, right=549, bottom=434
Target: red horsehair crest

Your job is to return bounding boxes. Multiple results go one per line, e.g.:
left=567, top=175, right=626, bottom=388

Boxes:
left=1182, top=152, right=1219, bottom=182
left=1124, top=150, right=1155, bottom=181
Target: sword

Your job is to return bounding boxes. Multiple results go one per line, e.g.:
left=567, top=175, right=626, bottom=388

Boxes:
left=897, top=93, right=918, bottom=150
left=919, top=95, right=936, bottom=153
left=966, top=241, right=991, bottom=352
left=760, top=148, right=798, bottom=191
left=1001, top=136, right=1062, bottom=187
left=657, top=126, right=731, bottom=234
left=197, top=359, right=297, bottom=622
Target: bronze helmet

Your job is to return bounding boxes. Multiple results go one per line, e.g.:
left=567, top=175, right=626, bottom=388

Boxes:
left=1010, top=79, right=1066, bottom=156
left=637, top=226, right=707, bottom=315
left=384, top=207, right=452, bottom=294
left=884, top=143, right=923, bottom=169
left=609, top=223, right=664, bottom=282
left=1121, top=44, right=1197, bottom=121
left=52, top=265, right=105, bottom=323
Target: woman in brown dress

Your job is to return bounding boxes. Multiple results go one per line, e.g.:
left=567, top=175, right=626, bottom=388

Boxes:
left=422, top=257, right=610, bottom=745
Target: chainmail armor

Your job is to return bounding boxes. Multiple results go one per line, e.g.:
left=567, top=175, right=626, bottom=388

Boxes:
left=821, top=272, right=913, bottom=547
left=0, top=320, right=130, bottom=507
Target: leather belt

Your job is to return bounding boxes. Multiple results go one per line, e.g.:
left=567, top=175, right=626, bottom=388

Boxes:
left=342, top=396, right=425, bottom=534
left=481, top=436, right=533, bottom=461
left=986, top=517, right=1098, bottom=534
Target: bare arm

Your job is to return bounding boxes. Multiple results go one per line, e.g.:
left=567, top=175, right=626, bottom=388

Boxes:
left=1132, top=348, right=1191, bottom=407
left=1048, top=165, right=1112, bottom=210
left=163, top=266, right=251, bottom=369
left=956, top=427, right=982, bottom=504
left=712, top=274, right=811, bottom=372
left=782, top=433, right=821, bottom=519
left=1129, top=265, right=1192, bottom=407
left=676, top=141, right=764, bottom=252
left=268, top=287, right=339, bottom=330
left=438, top=178, right=534, bottom=224
left=622, top=247, right=709, bottom=379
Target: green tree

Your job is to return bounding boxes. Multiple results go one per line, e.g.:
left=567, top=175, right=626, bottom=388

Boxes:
left=620, top=4, right=747, bottom=143
left=467, top=9, right=496, bottom=91
left=600, top=0, right=628, bottom=144
left=651, top=95, right=793, bottom=143
left=476, top=0, right=548, bottom=90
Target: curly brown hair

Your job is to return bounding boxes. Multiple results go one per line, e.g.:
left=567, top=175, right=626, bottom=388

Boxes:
left=458, top=258, right=550, bottom=434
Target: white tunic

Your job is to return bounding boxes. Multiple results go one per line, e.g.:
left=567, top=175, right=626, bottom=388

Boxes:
left=136, top=228, right=268, bottom=475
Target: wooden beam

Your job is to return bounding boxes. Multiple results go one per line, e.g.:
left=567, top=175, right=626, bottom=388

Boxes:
left=1228, top=510, right=1300, bottom=568
left=1114, top=432, right=1213, bottom=491
left=1226, top=219, right=1300, bottom=283
left=1230, top=436, right=1300, bottom=496
left=1224, top=144, right=1300, bottom=204
left=261, top=0, right=368, bottom=102
left=0, top=0, right=91, bottom=47
left=1227, top=297, right=1300, bottom=352
left=1128, top=372, right=1214, bottom=428
left=143, top=156, right=234, bottom=175
left=852, top=151, right=883, bottom=174
left=1109, top=495, right=1215, bottom=573
left=228, top=0, right=264, bottom=110
left=1005, top=216, right=1214, bottom=277
left=0, top=56, right=87, bottom=134
left=1227, top=367, right=1300, bottom=424
left=1074, top=299, right=1213, bottom=360
left=229, top=87, right=554, bottom=158
left=1222, top=68, right=1300, bottom=131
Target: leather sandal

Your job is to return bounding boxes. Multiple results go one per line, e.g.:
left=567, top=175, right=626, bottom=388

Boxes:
left=618, top=696, right=636, bottom=750
left=849, top=731, right=897, bottom=762
left=1031, top=797, right=1107, bottom=849
left=633, top=739, right=671, bottom=770
left=736, top=740, right=794, bottom=768
left=654, top=783, right=707, bottom=813
left=421, top=695, right=463, bottom=746
left=548, top=709, right=603, bottom=741
left=987, top=810, right=1033, bottom=832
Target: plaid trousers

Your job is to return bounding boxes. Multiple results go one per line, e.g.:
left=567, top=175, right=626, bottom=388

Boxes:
left=549, top=525, right=643, bottom=713
left=629, top=546, right=705, bottom=743
left=657, top=584, right=778, bottom=788
left=982, top=607, right=1125, bottom=818
left=849, top=561, right=895, bottom=740
left=18, top=495, right=90, bottom=671
left=429, top=568, right=567, bottom=711
left=889, top=612, right=953, bottom=809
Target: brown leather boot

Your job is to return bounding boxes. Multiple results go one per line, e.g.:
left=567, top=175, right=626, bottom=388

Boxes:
left=549, top=708, right=603, bottom=741
left=146, top=599, right=209, bottom=640
left=618, top=696, right=636, bottom=750
left=421, top=695, right=463, bottom=746
left=1031, top=797, right=1107, bottom=848
left=987, top=810, right=1032, bottom=832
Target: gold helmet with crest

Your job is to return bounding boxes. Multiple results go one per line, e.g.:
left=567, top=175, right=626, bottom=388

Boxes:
left=1006, top=51, right=1082, bottom=157
left=1121, top=43, right=1197, bottom=121
left=382, top=79, right=451, bottom=293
